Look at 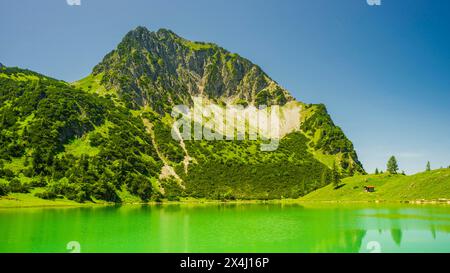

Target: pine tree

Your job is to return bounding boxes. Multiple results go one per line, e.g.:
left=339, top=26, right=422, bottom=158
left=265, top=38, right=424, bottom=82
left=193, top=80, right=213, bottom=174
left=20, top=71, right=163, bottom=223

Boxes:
left=332, top=162, right=341, bottom=189
left=426, top=161, right=431, bottom=172
left=375, top=168, right=379, bottom=175
left=387, top=156, right=399, bottom=174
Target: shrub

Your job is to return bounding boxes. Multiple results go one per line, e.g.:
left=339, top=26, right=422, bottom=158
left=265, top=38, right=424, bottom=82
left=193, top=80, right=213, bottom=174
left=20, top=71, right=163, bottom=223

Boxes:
left=8, top=178, right=30, bottom=193
left=0, top=183, right=9, bottom=196
left=35, top=191, right=57, bottom=200
left=1, top=168, right=14, bottom=178
left=22, top=167, right=34, bottom=178
left=89, top=132, right=105, bottom=147
left=127, top=174, right=153, bottom=202
left=30, top=177, right=48, bottom=187
left=92, top=181, right=121, bottom=203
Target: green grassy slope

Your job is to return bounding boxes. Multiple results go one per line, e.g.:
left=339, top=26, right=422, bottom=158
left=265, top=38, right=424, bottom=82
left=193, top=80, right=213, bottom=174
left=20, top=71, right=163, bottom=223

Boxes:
left=0, top=187, right=93, bottom=208
left=301, top=169, right=450, bottom=202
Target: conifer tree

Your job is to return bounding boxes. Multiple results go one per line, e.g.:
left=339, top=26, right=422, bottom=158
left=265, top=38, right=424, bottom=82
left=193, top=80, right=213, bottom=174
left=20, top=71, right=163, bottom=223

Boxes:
left=387, top=156, right=399, bottom=174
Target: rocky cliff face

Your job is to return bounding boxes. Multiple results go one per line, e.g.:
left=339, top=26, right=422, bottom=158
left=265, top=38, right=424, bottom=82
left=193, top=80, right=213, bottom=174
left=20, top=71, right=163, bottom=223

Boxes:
left=92, top=27, right=293, bottom=111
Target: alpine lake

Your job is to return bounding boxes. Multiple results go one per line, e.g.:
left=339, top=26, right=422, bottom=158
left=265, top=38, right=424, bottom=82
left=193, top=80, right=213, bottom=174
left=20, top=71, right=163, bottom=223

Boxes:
left=1, top=203, right=450, bottom=253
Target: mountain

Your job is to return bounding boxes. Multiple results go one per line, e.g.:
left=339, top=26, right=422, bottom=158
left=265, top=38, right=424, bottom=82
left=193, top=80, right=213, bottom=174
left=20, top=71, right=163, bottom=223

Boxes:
left=87, top=26, right=293, bottom=111
left=77, top=27, right=364, bottom=173
left=0, top=27, right=364, bottom=203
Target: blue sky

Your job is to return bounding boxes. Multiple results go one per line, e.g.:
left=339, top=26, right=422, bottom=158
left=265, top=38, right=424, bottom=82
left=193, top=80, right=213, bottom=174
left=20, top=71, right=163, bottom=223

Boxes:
left=1, top=0, right=449, bottom=174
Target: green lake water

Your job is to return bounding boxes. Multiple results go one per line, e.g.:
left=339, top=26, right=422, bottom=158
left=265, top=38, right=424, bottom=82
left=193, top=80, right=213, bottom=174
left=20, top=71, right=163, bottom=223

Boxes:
left=1, top=203, right=450, bottom=253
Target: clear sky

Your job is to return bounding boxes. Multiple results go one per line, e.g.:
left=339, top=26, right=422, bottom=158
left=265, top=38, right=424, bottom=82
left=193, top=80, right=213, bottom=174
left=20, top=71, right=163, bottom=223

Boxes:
left=1, top=0, right=449, bottom=174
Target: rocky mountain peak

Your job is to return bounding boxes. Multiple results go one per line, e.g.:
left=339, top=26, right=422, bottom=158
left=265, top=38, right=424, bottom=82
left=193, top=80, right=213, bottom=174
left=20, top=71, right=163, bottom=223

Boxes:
left=92, top=26, right=293, bottom=110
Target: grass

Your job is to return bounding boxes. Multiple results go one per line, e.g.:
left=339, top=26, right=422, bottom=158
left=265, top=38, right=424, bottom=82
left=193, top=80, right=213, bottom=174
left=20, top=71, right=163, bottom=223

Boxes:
left=0, top=188, right=96, bottom=208
left=59, top=121, right=115, bottom=158
left=71, top=73, right=109, bottom=96
left=181, top=40, right=215, bottom=51
left=0, top=72, right=40, bottom=82
left=311, top=149, right=337, bottom=169
left=117, top=185, right=142, bottom=204
left=3, top=157, right=26, bottom=174
left=17, top=113, right=35, bottom=136
left=71, top=73, right=125, bottom=107
left=301, top=168, right=450, bottom=202
left=63, top=137, right=100, bottom=157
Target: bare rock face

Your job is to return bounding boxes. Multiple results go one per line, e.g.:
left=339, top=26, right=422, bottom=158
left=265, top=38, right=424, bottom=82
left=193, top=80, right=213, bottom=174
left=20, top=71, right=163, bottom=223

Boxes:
left=93, top=26, right=293, bottom=110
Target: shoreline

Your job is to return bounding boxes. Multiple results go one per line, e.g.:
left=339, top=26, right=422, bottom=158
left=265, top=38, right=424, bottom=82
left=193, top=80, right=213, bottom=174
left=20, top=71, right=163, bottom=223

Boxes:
left=1, top=194, right=450, bottom=209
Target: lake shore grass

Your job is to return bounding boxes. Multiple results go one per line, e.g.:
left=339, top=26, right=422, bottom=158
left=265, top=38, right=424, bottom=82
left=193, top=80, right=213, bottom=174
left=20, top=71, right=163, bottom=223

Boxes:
left=0, top=194, right=300, bottom=209
left=2, top=194, right=449, bottom=209
left=2, top=169, right=450, bottom=209
left=0, top=193, right=111, bottom=209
